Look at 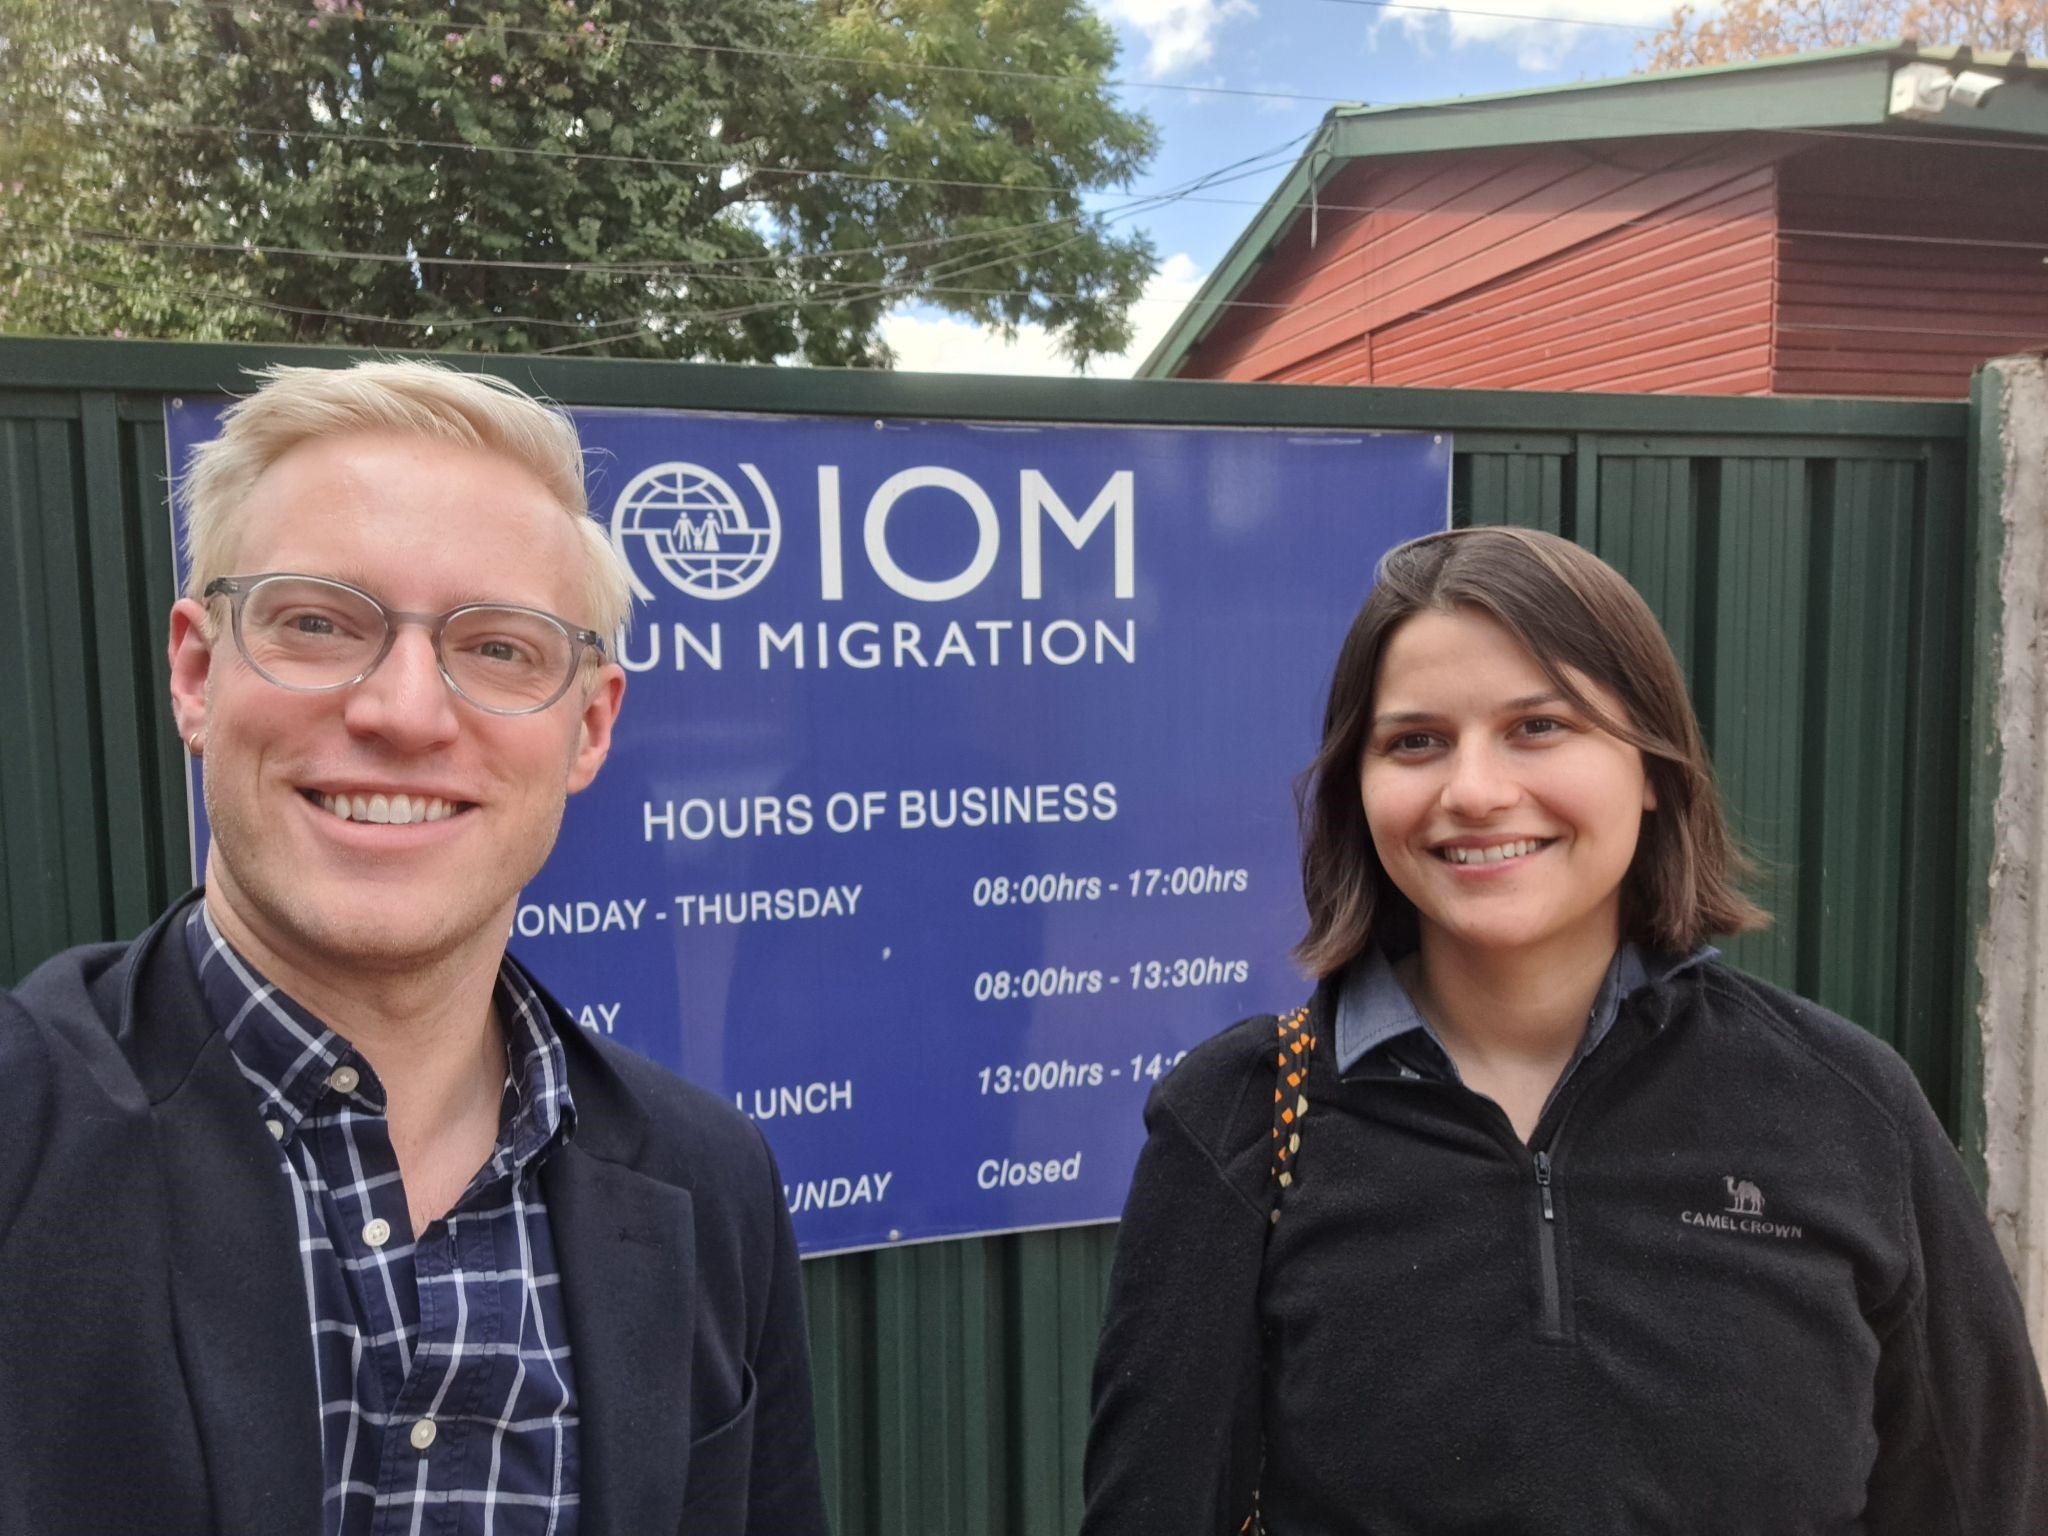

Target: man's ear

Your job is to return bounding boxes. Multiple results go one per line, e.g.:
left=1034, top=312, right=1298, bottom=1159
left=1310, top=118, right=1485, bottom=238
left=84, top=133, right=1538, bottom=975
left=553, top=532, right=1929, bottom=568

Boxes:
left=566, top=665, right=626, bottom=795
left=168, top=597, right=216, bottom=748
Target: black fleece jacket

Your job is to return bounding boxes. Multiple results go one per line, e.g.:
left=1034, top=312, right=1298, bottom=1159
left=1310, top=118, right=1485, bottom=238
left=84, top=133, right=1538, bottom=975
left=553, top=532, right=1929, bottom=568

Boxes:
left=1081, top=961, right=2048, bottom=1536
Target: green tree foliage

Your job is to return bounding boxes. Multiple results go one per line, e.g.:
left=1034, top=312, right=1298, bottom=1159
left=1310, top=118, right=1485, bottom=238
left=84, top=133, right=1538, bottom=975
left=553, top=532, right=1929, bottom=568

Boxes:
left=0, top=0, right=1158, bottom=363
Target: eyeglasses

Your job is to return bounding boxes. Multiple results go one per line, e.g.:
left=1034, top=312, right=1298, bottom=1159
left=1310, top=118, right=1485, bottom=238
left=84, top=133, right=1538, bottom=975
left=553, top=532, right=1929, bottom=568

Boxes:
left=203, top=573, right=607, bottom=716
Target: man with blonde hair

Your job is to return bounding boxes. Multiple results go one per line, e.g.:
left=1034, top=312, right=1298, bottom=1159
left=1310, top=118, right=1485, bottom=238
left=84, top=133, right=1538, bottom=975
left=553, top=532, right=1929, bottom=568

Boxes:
left=0, top=360, right=827, bottom=1536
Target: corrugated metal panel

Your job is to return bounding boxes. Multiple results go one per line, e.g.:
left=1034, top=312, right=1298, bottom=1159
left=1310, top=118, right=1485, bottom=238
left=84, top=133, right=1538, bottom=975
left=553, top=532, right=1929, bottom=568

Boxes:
left=1456, top=436, right=1968, bottom=1090
left=805, top=1226, right=1114, bottom=1535
left=1180, top=152, right=1523, bottom=380
left=1773, top=138, right=2048, bottom=399
left=1711, top=456, right=1812, bottom=986
left=1179, top=130, right=2048, bottom=400
left=1141, top=42, right=2048, bottom=380
left=0, top=400, right=187, bottom=981
left=1459, top=449, right=1568, bottom=534
left=1271, top=145, right=1677, bottom=361
left=1182, top=139, right=1790, bottom=388
left=1775, top=238, right=2048, bottom=397
left=1289, top=167, right=1776, bottom=391
left=0, top=342, right=1979, bottom=1535
left=1186, top=145, right=1655, bottom=379
left=1368, top=170, right=1777, bottom=394
left=1586, top=454, right=1700, bottom=677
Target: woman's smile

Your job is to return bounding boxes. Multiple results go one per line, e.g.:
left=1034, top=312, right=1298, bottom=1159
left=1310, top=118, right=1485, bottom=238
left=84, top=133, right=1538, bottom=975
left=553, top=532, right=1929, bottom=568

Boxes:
left=1431, top=836, right=1554, bottom=866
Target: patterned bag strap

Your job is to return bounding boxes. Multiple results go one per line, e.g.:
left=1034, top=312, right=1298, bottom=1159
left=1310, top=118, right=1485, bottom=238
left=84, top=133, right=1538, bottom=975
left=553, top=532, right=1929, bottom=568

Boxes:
left=1242, top=1003, right=1317, bottom=1535
left=1266, top=1004, right=1316, bottom=1226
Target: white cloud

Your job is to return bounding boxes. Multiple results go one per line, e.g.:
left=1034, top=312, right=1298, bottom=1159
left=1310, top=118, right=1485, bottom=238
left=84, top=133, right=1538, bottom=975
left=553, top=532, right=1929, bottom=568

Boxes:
left=1377, top=0, right=1684, bottom=74
left=879, top=312, right=1075, bottom=377
left=1095, top=0, right=1258, bottom=76
left=878, top=252, right=1209, bottom=379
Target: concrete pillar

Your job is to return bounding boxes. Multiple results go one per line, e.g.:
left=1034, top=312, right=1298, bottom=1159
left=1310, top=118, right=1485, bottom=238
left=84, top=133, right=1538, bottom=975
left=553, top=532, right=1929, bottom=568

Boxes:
left=1978, top=350, right=2048, bottom=1378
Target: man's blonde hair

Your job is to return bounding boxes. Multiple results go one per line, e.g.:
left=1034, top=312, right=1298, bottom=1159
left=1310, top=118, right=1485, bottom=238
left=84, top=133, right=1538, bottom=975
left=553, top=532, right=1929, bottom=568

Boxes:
left=180, top=359, right=633, bottom=640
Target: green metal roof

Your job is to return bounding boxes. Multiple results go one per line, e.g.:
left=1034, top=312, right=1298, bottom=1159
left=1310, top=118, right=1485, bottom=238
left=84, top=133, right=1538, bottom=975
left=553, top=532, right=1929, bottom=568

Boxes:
left=1138, top=41, right=2048, bottom=379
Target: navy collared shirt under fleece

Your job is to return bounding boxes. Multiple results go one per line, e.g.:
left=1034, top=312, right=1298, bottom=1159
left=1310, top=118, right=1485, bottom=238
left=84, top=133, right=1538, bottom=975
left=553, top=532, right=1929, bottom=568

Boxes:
left=184, top=903, right=582, bottom=1536
left=1334, top=941, right=1714, bottom=1097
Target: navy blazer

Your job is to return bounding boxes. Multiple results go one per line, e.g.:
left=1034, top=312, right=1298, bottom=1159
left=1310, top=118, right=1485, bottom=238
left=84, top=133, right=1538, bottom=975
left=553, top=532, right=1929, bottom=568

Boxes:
left=0, top=895, right=828, bottom=1536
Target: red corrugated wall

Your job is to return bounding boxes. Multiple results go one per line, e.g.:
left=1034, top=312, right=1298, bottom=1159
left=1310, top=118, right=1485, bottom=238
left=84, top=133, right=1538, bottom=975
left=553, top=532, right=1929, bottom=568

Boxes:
left=1175, top=131, right=2048, bottom=399
left=1772, top=137, right=2048, bottom=398
left=1180, top=137, right=1791, bottom=392
left=1363, top=161, right=1776, bottom=393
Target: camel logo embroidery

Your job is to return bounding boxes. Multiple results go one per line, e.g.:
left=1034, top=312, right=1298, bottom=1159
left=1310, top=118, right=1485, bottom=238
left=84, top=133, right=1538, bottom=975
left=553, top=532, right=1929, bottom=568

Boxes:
left=1681, top=1176, right=1804, bottom=1240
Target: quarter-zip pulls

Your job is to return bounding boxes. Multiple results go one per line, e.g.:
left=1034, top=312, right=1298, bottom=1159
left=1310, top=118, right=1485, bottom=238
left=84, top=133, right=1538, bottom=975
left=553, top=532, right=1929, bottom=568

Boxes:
left=1532, top=1148, right=1564, bottom=1338
left=1369, top=1070, right=1576, bottom=1340
left=1516, top=1009, right=1680, bottom=1343
left=1366, top=1013, right=1670, bottom=1344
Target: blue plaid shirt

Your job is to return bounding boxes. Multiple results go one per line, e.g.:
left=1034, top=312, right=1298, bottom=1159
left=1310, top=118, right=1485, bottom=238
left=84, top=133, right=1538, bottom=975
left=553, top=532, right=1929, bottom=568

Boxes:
left=185, top=904, right=582, bottom=1535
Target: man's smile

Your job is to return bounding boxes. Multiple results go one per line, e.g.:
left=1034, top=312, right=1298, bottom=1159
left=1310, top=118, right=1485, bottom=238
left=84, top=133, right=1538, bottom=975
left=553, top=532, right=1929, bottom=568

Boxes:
left=299, top=788, right=479, bottom=824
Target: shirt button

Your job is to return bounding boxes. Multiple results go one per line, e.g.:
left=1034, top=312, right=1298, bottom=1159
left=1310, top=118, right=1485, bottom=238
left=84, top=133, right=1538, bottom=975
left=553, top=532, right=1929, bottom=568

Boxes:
left=409, top=1418, right=437, bottom=1451
left=362, top=1218, right=392, bottom=1248
left=265, top=1118, right=285, bottom=1141
left=328, top=1065, right=361, bottom=1094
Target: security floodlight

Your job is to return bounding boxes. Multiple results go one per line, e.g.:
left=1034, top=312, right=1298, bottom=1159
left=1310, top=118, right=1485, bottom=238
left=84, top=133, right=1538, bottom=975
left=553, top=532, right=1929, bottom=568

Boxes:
left=1949, top=70, right=2007, bottom=109
left=1890, top=62, right=1953, bottom=118
left=1890, top=62, right=2010, bottom=119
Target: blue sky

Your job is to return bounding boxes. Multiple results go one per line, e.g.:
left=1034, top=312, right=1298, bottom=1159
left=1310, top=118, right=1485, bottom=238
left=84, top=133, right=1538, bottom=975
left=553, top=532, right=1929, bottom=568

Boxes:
left=878, top=0, right=1697, bottom=375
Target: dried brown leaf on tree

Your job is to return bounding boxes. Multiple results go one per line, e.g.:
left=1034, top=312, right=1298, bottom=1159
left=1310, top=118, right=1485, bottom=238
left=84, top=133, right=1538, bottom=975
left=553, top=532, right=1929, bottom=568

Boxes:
left=1642, top=0, right=2046, bottom=72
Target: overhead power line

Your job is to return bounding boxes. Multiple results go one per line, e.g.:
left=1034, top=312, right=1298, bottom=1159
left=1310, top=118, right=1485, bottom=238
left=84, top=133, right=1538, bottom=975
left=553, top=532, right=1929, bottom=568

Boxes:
left=125, top=121, right=1086, bottom=200
left=113, top=119, right=1264, bottom=206
left=0, top=257, right=590, bottom=332
left=1305, top=0, right=1660, bottom=31
left=178, top=0, right=1363, bottom=106
left=2, top=219, right=1089, bottom=279
left=3, top=128, right=1316, bottom=283
left=60, top=116, right=2048, bottom=252
left=28, top=202, right=2041, bottom=348
left=4, top=126, right=1257, bottom=349
left=11, top=234, right=2040, bottom=363
left=201, top=0, right=1666, bottom=79
left=532, top=222, right=1115, bottom=354
left=0, top=129, right=1328, bottom=350
left=16, top=112, right=2045, bottom=349
left=21, top=203, right=2048, bottom=293
left=20, top=10, right=2039, bottom=357
left=69, top=104, right=1873, bottom=213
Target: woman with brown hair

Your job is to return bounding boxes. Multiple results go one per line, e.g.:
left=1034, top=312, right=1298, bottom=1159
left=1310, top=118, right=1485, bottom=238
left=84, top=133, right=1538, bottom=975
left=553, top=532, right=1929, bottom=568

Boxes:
left=1081, top=527, right=2047, bottom=1535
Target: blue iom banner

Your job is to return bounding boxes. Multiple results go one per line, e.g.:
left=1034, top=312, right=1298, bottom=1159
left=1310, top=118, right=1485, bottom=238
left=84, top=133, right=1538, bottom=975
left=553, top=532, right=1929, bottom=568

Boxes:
left=168, top=400, right=1449, bottom=1255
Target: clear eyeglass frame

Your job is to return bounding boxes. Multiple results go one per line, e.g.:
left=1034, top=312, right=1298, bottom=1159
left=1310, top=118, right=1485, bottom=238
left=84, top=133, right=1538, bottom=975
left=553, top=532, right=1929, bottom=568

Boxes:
left=202, top=572, right=607, bottom=716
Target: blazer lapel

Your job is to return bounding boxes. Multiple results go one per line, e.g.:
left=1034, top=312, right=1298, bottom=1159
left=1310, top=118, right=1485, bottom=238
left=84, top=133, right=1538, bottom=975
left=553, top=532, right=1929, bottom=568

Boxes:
left=157, top=1059, right=326, bottom=1535
left=547, top=1141, right=698, bottom=1535
left=117, top=901, right=325, bottom=1536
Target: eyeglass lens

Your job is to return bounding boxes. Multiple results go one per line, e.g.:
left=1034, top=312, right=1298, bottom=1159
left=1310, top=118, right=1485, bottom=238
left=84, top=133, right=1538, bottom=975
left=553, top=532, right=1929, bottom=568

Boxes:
left=238, top=576, right=577, bottom=712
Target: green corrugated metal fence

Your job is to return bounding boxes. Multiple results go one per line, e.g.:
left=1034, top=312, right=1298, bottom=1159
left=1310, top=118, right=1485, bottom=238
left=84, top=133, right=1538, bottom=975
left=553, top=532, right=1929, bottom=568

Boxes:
left=0, top=338, right=1982, bottom=1536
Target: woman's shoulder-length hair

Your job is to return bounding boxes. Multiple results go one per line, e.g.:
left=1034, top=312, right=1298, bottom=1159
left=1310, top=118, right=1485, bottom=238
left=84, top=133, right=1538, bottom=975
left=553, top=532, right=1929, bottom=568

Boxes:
left=1295, top=525, right=1767, bottom=978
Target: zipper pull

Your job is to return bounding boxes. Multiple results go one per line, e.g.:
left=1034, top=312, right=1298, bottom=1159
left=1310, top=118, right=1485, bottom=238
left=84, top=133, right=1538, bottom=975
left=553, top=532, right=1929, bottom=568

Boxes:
left=1534, top=1149, right=1555, bottom=1220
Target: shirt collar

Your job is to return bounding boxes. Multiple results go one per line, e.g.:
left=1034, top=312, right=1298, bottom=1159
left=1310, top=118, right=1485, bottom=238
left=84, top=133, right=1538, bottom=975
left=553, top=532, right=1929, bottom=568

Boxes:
left=1333, top=939, right=1715, bottom=1077
left=182, top=901, right=575, bottom=1165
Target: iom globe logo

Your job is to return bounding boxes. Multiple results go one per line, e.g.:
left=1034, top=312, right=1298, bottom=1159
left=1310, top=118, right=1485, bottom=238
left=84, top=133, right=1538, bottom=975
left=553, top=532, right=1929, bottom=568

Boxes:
left=610, top=461, right=781, bottom=601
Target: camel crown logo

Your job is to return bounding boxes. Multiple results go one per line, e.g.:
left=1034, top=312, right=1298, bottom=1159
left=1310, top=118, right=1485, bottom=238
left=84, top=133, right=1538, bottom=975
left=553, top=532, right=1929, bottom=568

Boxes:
left=1681, top=1175, right=1801, bottom=1240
